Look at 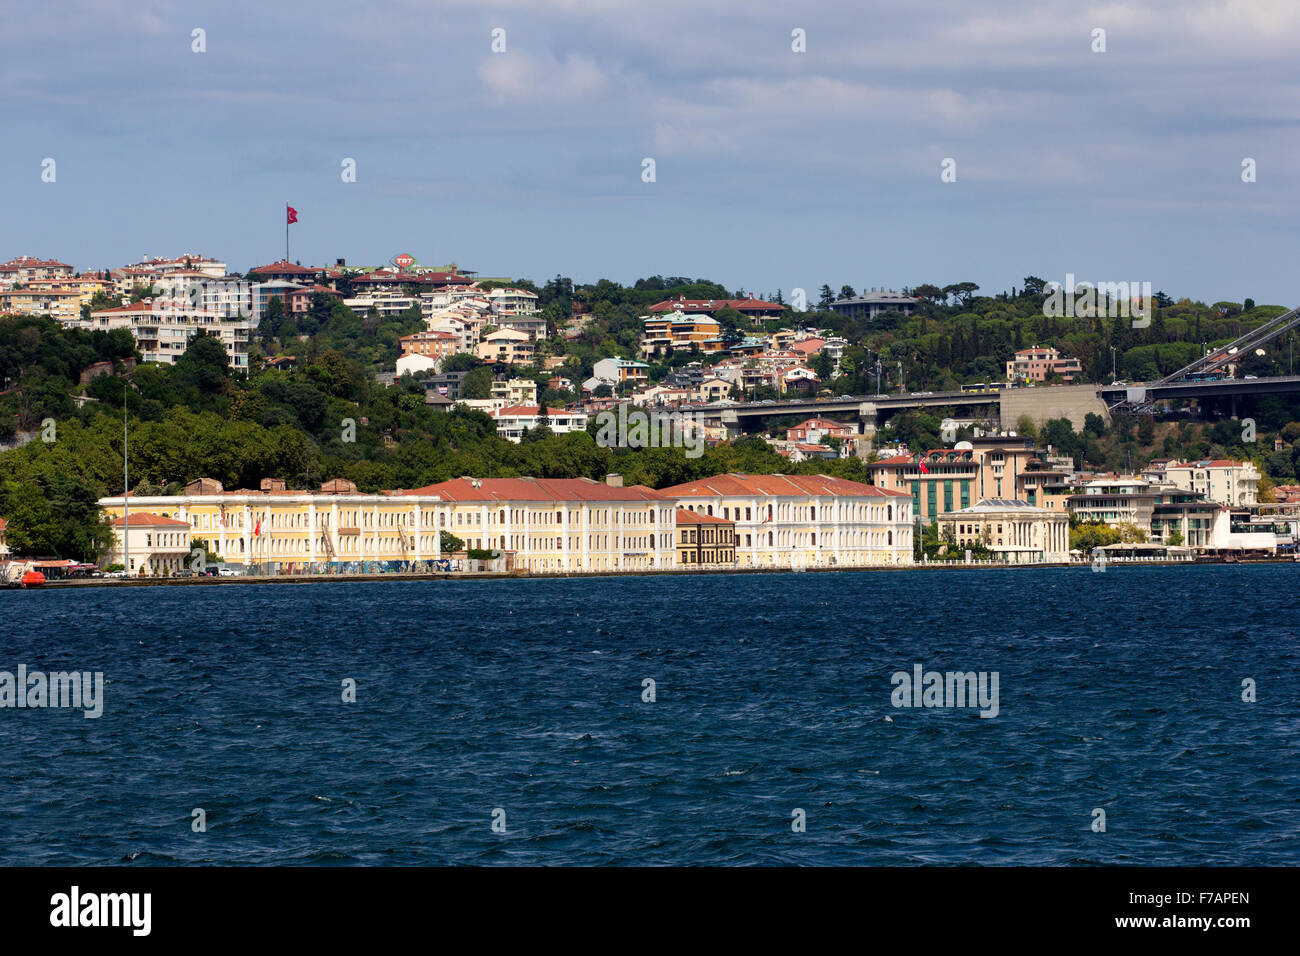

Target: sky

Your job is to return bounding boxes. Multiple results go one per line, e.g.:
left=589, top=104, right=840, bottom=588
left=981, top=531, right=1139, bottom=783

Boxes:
left=2, top=0, right=1298, bottom=305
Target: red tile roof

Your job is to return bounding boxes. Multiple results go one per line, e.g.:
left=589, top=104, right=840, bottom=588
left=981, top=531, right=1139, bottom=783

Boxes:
left=493, top=405, right=572, bottom=417
left=248, top=259, right=321, bottom=275
left=111, top=513, right=190, bottom=527
left=648, top=297, right=786, bottom=314
left=659, top=473, right=906, bottom=498
left=351, top=270, right=473, bottom=286
left=675, top=508, right=732, bottom=524
left=397, top=477, right=666, bottom=502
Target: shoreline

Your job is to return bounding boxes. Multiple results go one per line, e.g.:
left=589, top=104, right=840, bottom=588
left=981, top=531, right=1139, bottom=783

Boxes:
left=9, top=555, right=1298, bottom=589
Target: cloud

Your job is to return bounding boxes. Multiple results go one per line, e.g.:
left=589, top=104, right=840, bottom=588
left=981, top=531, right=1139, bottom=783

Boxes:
left=478, top=51, right=616, bottom=103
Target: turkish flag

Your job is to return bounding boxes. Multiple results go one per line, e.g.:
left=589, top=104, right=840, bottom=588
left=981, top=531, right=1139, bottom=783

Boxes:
left=286, top=205, right=298, bottom=224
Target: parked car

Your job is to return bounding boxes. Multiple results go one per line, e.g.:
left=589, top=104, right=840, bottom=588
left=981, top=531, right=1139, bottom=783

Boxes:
left=218, top=567, right=238, bottom=577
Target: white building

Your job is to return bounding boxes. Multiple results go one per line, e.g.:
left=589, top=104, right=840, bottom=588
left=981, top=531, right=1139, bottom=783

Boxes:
left=937, top=498, right=1071, bottom=564
left=1162, top=459, right=1260, bottom=506
left=658, top=473, right=913, bottom=568
left=103, top=513, right=193, bottom=576
left=491, top=405, right=589, bottom=441
left=85, top=299, right=253, bottom=370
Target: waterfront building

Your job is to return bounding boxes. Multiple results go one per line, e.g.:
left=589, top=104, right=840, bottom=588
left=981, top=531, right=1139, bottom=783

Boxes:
left=675, top=508, right=736, bottom=567
left=396, top=476, right=675, bottom=572
left=869, top=435, right=1047, bottom=522
left=657, top=473, right=913, bottom=568
left=937, top=499, right=1071, bottom=563
left=1066, top=477, right=1159, bottom=529
left=103, top=513, right=193, bottom=576
left=96, top=473, right=920, bottom=574
left=99, top=478, right=451, bottom=573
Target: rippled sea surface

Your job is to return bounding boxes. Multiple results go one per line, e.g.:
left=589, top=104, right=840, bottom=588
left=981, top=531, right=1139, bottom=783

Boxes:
left=1, top=565, right=1297, bottom=865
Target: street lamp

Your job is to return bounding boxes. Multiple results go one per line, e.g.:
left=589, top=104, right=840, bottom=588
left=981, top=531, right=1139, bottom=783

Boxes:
left=122, top=378, right=141, bottom=576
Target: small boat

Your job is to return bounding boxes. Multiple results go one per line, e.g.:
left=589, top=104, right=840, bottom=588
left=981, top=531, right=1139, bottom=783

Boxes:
left=20, top=570, right=46, bottom=588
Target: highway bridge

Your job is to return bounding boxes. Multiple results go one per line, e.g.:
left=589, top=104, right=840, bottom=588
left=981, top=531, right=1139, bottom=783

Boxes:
left=687, top=374, right=1300, bottom=436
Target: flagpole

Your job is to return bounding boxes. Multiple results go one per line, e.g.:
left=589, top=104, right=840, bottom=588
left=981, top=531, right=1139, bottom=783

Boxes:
left=285, top=203, right=289, bottom=262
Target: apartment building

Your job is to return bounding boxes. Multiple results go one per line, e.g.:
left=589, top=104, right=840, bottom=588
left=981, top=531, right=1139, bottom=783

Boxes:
left=675, top=509, right=736, bottom=567
left=1066, top=478, right=1160, bottom=528
left=491, top=405, right=588, bottom=441
left=476, top=328, right=535, bottom=365
left=399, top=330, right=459, bottom=361
left=0, top=286, right=83, bottom=324
left=937, top=499, right=1071, bottom=563
left=1004, top=346, right=1083, bottom=383
left=151, top=273, right=254, bottom=318
left=0, top=517, right=8, bottom=558
left=85, top=299, right=252, bottom=370
left=1161, top=459, right=1260, bottom=506
left=592, top=357, right=650, bottom=388
left=658, top=473, right=913, bottom=568
left=640, top=311, right=722, bottom=358
left=0, top=257, right=75, bottom=283
left=125, top=255, right=227, bottom=278
left=490, top=378, right=539, bottom=406
left=786, top=418, right=856, bottom=444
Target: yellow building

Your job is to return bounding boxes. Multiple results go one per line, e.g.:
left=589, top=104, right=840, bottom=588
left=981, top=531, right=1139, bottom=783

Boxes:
left=99, top=475, right=676, bottom=574
left=0, top=287, right=83, bottom=324
left=98, top=473, right=916, bottom=574
left=640, top=311, right=722, bottom=358
left=476, top=328, right=535, bottom=365
left=658, top=473, right=913, bottom=568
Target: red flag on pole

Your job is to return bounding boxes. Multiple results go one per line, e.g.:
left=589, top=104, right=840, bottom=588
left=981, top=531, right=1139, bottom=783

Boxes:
left=286, top=205, right=299, bottom=224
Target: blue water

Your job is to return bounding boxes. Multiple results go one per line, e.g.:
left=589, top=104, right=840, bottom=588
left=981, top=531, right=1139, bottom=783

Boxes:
left=1, top=566, right=1297, bottom=865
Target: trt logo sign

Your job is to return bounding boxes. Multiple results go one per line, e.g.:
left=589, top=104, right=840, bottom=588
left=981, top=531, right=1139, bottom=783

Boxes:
left=391, top=253, right=417, bottom=269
